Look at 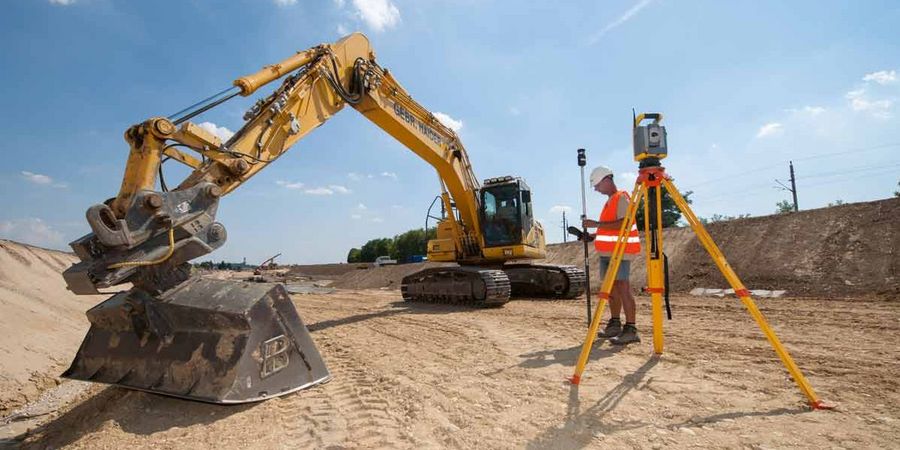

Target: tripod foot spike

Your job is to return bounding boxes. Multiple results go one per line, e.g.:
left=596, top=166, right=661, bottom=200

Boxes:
left=810, top=400, right=836, bottom=410
left=567, top=375, right=581, bottom=385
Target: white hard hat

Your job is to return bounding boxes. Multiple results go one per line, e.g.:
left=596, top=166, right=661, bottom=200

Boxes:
left=590, top=165, right=614, bottom=186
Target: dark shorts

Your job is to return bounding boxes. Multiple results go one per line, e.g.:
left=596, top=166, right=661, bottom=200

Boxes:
left=599, top=256, right=630, bottom=281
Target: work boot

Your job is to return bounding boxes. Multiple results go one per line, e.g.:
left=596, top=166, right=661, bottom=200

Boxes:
left=610, top=324, right=641, bottom=345
left=597, top=318, right=622, bottom=339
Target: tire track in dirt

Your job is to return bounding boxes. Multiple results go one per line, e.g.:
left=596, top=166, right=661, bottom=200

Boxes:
left=272, top=330, right=407, bottom=449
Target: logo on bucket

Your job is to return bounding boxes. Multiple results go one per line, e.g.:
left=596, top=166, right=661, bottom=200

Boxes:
left=261, top=335, right=290, bottom=378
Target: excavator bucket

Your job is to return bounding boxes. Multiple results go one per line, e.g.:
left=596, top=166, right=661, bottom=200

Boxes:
left=62, top=278, right=331, bottom=404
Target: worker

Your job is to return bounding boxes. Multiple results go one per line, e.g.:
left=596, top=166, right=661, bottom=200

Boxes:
left=582, top=166, right=642, bottom=345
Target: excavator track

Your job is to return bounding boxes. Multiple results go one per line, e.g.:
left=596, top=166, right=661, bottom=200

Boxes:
left=401, top=266, right=510, bottom=307
left=502, top=263, right=586, bottom=299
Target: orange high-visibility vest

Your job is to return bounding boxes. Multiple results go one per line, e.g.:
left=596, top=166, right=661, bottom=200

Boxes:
left=594, top=191, right=641, bottom=256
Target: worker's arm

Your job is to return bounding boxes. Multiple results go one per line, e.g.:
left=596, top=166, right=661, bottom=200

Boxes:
left=597, top=218, right=625, bottom=230
left=582, top=195, right=630, bottom=230
left=582, top=218, right=625, bottom=230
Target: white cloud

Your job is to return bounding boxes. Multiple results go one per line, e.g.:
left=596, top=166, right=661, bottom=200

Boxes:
left=549, top=205, right=573, bottom=215
left=755, top=122, right=784, bottom=138
left=337, top=23, right=350, bottom=35
left=357, top=203, right=367, bottom=210
left=279, top=181, right=343, bottom=195
left=304, top=187, right=334, bottom=195
left=380, top=171, right=398, bottom=180
left=619, top=171, right=638, bottom=187
left=588, top=0, right=653, bottom=44
left=276, top=180, right=305, bottom=190
left=198, top=121, right=235, bottom=141
left=370, top=217, right=385, bottom=223
left=862, top=70, right=897, bottom=85
left=433, top=112, right=463, bottom=132
left=21, top=171, right=52, bottom=185
left=390, top=204, right=403, bottom=209
left=347, top=172, right=362, bottom=181
left=21, top=171, right=66, bottom=188
left=509, top=107, right=521, bottom=116
left=350, top=214, right=362, bottom=220
left=845, top=88, right=893, bottom=119
left=788, top=106, right=826, bottom=116
left=274, top=0, right=297, bottom=6
left=342, top=0, right=400, bottom=32
left=49, top=0, right=75, bottom=5
left=0, top=218, right=65, bottom=249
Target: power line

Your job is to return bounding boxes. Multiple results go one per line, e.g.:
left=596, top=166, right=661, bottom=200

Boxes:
left=696, top=165, right=900, bottom=205
left=796, top=162, right=900, bottom=180
left=681, top=142, right=900, bottom=190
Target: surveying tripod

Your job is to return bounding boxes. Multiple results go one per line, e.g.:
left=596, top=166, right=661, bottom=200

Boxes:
left=568, top=113, right=831, bottom=410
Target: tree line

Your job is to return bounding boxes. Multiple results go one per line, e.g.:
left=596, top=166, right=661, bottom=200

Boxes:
left=347, top=227, right=437, bottom=263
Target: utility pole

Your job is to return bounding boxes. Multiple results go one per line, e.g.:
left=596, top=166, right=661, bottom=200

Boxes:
left=774, top=161, right=799, bottom=212
left=789, top=160, right=798, bottom=212
left=562, top=211, right=568, bottom=243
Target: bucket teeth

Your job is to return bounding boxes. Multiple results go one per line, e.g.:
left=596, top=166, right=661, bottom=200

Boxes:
left=63, top=277, right=331, bottom=404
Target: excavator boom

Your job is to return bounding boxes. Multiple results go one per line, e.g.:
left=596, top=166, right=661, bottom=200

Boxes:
left=61, top=33, right=583, bottom=403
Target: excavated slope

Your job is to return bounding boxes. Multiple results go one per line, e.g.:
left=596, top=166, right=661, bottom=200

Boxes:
left=0, top=240, right=105, bottom=413
left=334, top=198, right=899, bottom=297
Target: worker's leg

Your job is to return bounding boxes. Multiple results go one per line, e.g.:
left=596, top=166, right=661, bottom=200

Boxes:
left=598, top=256, right=623, bottom=338
left=601, top=257, right=623, bottom=319
left=611, top=260, right=641, bottom=345
left=615, top=280, right=637, bottom=323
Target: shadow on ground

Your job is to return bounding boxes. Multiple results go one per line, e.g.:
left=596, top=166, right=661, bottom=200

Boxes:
left=18, top=387, right=255, bottom=449
left=306, top=300, right=472, bottom=332
left=517, top=342, right=627, bottom=370
left=526, top=356, right=812, bottom=450
left=526, top=357, right=659, bottom=449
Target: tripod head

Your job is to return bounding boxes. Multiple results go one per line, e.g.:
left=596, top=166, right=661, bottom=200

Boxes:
left=633, top=112, right=668, bottom=163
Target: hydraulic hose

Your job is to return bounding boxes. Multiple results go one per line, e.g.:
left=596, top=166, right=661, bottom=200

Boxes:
left=107, top=228, right=176, bottom=269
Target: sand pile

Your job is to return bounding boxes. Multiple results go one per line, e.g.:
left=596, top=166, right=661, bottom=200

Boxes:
left=332, top=198, right=899, bottom=297
left=0, top=240, right=104, bottom=414
left=329, top=262, right=455, bottom=290
left=286, top=262, right=371, bottom=280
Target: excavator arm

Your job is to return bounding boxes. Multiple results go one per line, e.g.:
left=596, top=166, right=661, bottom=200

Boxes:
left=60, top=33, right=584, bottom=404
left=67, top=33, right=486, bottom=295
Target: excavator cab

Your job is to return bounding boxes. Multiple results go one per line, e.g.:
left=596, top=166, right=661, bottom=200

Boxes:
left=480, top=176, right=534, bottom=248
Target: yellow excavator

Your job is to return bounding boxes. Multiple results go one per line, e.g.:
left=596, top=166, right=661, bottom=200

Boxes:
left=62, top=33, right=584, bottom=403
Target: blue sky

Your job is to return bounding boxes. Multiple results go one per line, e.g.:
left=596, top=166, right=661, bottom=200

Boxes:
left=1, top=0, right=898, bottom=264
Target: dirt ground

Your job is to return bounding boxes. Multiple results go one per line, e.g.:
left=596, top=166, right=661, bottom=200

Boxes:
left=0, top=240, right=106, bottom=415
left=6, top=288, right=898, bottom=449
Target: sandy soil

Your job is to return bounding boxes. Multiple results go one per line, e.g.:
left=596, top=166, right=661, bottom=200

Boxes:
left=0, top=240, right=104, bottom=415
left=7, top=289, right=898, bottom=449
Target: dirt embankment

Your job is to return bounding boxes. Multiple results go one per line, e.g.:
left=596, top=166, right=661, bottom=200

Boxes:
left=0, top=240, right=104, bottom=414
left=548, top=197, right=899, bottom=297
left=285, top=262, right=371, bottom=280
left=332, top=198, right=899, bottom=297
left=329, top=262, right=455, bottom=290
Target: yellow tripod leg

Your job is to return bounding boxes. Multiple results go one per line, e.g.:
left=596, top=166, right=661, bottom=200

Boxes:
left=641, top=184, right=665, bottom=354
left=570, top=182, right=644, bottom=384
left=652, top=182, right=666, bottom=354
left=661, top=177, right=830, bottom=409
